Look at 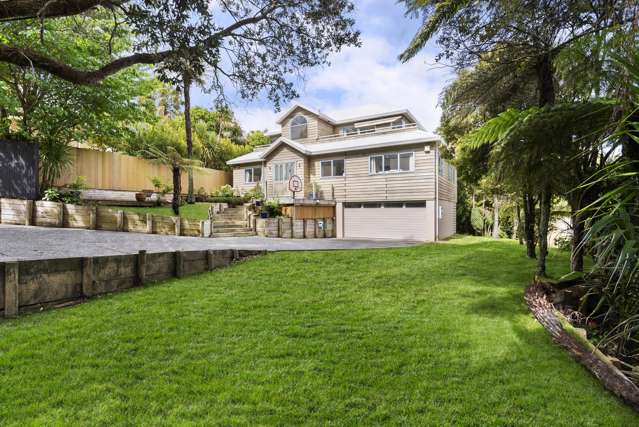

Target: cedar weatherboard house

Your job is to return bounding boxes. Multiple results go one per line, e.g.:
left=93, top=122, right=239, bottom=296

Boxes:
left=227, top=103, right=457, bottom=241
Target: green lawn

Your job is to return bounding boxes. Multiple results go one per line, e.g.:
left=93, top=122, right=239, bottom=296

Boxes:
left=106, top=202, right=211, bottom=220
left=0, top=237, right=636, bottom=426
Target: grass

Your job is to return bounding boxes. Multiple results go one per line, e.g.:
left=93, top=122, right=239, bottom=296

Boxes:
left=106, top=202, right=211, bottom=220
left=0, top=236, right=637, bottom=426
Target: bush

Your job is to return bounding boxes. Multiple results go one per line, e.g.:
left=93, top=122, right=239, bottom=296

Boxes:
left=211, top=184, right=236, bottom=198
left=243, top=183, right=264, bottom=201
left=42, top=176, right=86, bottom=205
left=263, top=199, right=282, bottom=217
left=209, top=196, right=246, bottom=206
left=196, top=186, right=208, bottom=202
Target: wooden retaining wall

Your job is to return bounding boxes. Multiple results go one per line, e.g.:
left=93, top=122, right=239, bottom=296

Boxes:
left=254, top=217, right=336, bottom=239
left=0, top=249, right=263, bottom=317
left=0, top=198, right=212, bottom=238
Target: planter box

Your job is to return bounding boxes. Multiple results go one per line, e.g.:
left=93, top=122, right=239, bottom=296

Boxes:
left=292, top=219, right=305, bottom=238
left=96, top=207, right=121, bottom=231
left=33, top=201, right=63, bottom=227
left=265, top=218, right=279, bottom=238
left=315, top=218, right=326, bottom=239
left=279, top=218, right=293, bottom=238
left=0, top=198, right=30, bottom=225
left=325, top=218, right=335, bottom=238
left=304, top=219, right=316, bottom=238
left=123, top=212, right=148, bottom=233
left=255, top=218, right=266, bottom=237
left=153, top=215, right=179, bottom=235
left=63, top=204, right=94, bottom=229
left=181, top=218, right=202, bottom=237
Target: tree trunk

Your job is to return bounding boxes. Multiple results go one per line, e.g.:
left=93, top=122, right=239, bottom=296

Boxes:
left=536, top=52, right=555, bottom=107
left=481, top=198, right=487, bottom=236
left=515, top=201, right=522, bottom=244
left=523, top=193, right=536, bottom=258
left=183, top=74, right=195, bottom=204
left=571, top=210, right=585, bottom=272
left=492, top=195, right=500, bottom=239
left=537, top=186, right=552, bottom=277
left=172, top=165, right=181, bottom=216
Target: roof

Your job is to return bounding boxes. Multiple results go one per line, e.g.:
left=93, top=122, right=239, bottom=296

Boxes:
left=274, top=102, right=426, bottom=131
left=227, top=129, right=440, bottom=166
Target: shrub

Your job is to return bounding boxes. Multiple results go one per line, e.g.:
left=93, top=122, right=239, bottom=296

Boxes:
left=243, top=183, right=264, bottom=201
left=196, top=187, right=208, bottom=202
left=209, top=196, right=246, bottom=206
left=212, top=184, right=236, bottom=198
left=263, top=199, right=282, bottom=217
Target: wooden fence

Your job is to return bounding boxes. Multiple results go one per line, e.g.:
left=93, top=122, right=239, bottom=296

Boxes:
left=55, top=147, right=231, bottom=193
left=0, top=249, right=263, bottom=317
left=282, top=204, right=336, bottom=220
left=0, top=198, right=212, bottom=237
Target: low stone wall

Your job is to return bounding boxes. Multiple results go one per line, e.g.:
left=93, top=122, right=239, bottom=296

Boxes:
left=255, top=217, right=335, bottom=239
left=0, top=197, right=212, bottom=238
left=0, top=249, right=263, bottom=317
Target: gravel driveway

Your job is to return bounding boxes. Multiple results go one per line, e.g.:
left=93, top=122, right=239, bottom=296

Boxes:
left=0, top=224, right=419, bottom=261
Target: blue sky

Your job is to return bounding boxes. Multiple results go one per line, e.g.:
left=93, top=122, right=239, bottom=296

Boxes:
left=192, top=0, right=454, bottom=134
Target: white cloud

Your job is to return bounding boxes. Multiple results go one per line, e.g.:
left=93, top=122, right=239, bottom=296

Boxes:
left=233, top=35, right=452, bottom=134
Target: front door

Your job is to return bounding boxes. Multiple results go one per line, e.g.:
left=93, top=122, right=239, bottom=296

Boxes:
left=272, top=161, right=297, bottom=198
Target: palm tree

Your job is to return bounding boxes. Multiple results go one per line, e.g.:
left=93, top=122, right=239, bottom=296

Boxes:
left=144, top=145, right=200, bottom=215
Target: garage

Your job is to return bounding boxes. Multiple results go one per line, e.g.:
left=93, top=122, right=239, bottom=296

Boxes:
left=342, top=201, right=434, bottom=241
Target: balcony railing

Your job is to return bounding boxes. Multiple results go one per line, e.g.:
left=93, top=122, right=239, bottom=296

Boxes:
left=317, top=122, right=419, bottom=141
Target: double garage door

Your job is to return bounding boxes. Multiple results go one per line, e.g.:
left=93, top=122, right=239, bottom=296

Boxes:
left=343, top=201, right=431, bottom=241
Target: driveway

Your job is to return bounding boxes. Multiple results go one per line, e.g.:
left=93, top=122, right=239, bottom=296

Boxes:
left=0, top=224, right=419, bottom=261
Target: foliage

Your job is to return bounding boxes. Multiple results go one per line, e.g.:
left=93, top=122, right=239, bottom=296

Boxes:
left=264, top=199, right=283, bottom=217
left=243, top=184, right=265, bottom=201
left=1, top=1, right=360, bottom=109
left=42, top=176, right=86, bottom=204
left=245, top=131, right=270, bottom=147
left=208, top=196, right=247, bottom=206
left=211, top=184, right=237, bottom=198
left=39, top=140, right=73, bottom=190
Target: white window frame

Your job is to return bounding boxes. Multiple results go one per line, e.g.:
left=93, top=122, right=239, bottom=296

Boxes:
left=273, top=161, right=296, bottom=182
left=290, top=115, right=308, bottom=140
left=244, top=166, right=262, bottom=184
left=320, top=159, right=345, bottom=178
left=369, top=151, right=415, bottom=175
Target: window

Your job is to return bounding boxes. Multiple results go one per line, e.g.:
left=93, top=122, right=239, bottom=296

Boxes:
left=340, top=126, right=356, bottom=136
left=370, top=152, right=414, bottom=174
left=391, top=118, right=405, bottom=129
left=320, top=159, right=345, bottom=178
left=274, top=161, right=295, bottom=182
left=290, top=115, right=308, bottom=140
left=438, top=154, right=445, bottom=176
left=399, top=153, right=413, bottom=171
left=383, top=202, right=404, bottom=208
left=405, top=201, right=426, bottom=208
left=244, top=167, right=262, bottom=183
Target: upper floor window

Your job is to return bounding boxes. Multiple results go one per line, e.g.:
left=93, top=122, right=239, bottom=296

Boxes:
left=340, top=126, right=356, bottom=136
left=438, top=154, right=445, bottom=176
left=391, top=118, right=405, bottom=129
left=244, top=166, right=262, bottom=183
left=290, top=115, right=308, bottom=140
left=370, top=152, right=414, bottom=174
left=320, top=159, right=345, bottom=177
left=274, top=161, right=295, bottom=182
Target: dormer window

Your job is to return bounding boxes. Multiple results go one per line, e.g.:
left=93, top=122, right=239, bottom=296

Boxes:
left=290, top=115, right=308, bottom=140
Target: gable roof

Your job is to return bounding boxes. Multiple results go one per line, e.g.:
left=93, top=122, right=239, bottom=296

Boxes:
left=275, top=102, right=335, bottom=124
left=227, top=129, right=440, bottom=166
left=273, top=102, right=425, bottom=131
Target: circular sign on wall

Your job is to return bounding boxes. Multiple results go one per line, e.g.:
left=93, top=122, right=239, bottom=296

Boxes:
left=288, top=175, right=303, bottom=193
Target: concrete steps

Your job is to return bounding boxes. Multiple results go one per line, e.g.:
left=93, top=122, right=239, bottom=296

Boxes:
left=211, top=208, right=255, bottom=237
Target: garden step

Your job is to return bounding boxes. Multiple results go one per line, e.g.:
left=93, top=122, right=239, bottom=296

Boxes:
left=213, top=225, right=251, bottom=232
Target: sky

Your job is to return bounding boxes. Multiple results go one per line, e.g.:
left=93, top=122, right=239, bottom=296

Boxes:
left=191, top=0, right=454, bottom=134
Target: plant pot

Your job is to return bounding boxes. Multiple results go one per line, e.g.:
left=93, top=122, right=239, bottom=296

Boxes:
left=260, top=212, right=269, bottom=219
left=135, top=192, right=147, bottom=202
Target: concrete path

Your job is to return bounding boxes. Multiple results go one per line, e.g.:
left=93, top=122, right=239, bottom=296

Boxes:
left=0, top=224, right=419, bottom=261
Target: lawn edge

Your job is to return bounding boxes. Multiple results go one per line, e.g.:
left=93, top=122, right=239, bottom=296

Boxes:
left=524, top=281, right=639, bottom=412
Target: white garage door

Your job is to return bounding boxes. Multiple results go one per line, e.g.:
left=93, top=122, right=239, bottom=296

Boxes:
left=343, top=202, right=430, bottom=241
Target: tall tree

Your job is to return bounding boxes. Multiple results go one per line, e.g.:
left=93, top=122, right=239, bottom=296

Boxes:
left=0, top=1, right=360, bottom=110
left=402, top=0, right=637, bottom=272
